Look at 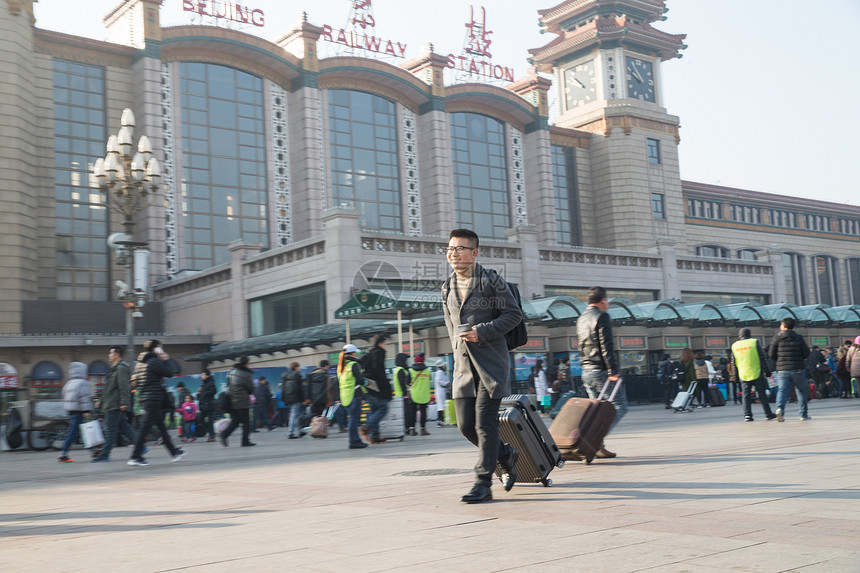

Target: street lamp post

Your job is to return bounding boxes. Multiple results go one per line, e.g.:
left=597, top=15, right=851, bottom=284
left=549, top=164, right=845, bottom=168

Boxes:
left=92, top=108, right=161, bottom=365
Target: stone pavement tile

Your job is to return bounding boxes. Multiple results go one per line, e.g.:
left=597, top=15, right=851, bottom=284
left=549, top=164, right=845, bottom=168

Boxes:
left=791, top=555, right=860, bottom=572
left=691, top=540, right=857, bottom=572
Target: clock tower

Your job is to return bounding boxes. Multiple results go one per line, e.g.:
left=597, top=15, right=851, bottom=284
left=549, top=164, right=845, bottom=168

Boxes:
left=530, top=0, right=688, bottom=251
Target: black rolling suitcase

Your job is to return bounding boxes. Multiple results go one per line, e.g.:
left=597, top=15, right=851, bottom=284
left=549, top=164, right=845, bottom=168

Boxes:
left=495, top=395, right=564, bottom=487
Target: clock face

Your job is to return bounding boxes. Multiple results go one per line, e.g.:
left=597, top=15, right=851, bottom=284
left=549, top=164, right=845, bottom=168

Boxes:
left=625, top=57, right=655, bottom=102
left=563, top=59, right=597, bottom=110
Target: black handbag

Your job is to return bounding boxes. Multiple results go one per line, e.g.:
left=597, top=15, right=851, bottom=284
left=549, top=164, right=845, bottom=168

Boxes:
left=217, top=391, right=232, bottom=413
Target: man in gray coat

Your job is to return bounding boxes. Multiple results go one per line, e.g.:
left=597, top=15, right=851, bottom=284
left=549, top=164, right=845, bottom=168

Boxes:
left=442, top=229, right=522, bottom=504
left=93, top=346, right=138, bottom=461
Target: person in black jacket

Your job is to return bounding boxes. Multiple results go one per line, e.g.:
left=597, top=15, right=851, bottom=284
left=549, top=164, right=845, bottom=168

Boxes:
left=656, top=354, right=676, bottom=409
left=196, top=369, right=217, bottom=442
left=768, top=317, right=811, bottom=422
left=363, top=334, right=393, bottom=444
left=252, top=376, right=274, bottom=432
left=282, top=362, right=306, bottom=439
left=306, top=360, right=332, bottom=417
left=577, top=286, right=626, bottom=458
left=128, top=340, right=186, bottom=466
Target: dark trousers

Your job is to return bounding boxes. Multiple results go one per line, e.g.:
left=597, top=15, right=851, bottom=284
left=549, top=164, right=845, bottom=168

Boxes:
left=662, top=383, right=677, bottom=406
left=406, top=399, right=428, bottom=429
left=223, top=407, right=252, bottom=445
left=729, top=380, right=742, bottom=403
left=198, top=407, right=215, bottom=439
left=97, top=410, right=137, bottom=459
left=132, top=400, right=179, bottom=460
left=742, top=377, right=775, bottom=418
left=253, top=404, right=273, bottom=430
left=692, top=379, right=710, bottom=406
left=454, top=380, right=513, bottom=488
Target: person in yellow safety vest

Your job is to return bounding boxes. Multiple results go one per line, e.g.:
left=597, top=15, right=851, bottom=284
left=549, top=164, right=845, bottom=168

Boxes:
left=392, top=353, right=411, bottom=398
left=730, top=328, right=777, bottom=422
left=407, top=354, right=431, bottom=436
left=337, top=344, right=369, bottom=449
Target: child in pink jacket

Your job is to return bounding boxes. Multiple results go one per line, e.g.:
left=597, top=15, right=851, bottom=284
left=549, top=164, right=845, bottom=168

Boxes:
left=177, top=395, right=198, bottom=442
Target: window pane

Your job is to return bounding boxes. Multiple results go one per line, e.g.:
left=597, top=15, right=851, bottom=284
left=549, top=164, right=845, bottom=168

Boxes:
left=327, top=90, right=401, bottom=231
left=450, top=113, right=509, bottom=240
left=177, top=62, right=268, bottom=270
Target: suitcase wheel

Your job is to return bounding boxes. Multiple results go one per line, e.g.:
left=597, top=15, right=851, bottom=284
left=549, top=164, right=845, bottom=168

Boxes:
left=556, top=460, right=565, bottom=469
left=585, top=456, right=593, bottom=465
left=541, top=478, right=552, bottom=487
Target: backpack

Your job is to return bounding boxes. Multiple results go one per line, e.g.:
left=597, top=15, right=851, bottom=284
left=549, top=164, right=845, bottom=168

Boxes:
left=130, top=354, right=148, bottom=388
left=442, top=269, right=528, bottom=351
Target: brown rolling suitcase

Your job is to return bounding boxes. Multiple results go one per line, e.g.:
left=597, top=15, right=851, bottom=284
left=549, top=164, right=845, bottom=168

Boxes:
left=495, top=395, right=564, bottom=487
left=549, top=378, right=621, bottom=464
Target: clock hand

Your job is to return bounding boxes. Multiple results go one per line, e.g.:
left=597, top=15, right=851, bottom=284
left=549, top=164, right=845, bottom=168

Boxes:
left=631, top=68, right=643, bottom=83
left=574, top=77, right=586, bottom=89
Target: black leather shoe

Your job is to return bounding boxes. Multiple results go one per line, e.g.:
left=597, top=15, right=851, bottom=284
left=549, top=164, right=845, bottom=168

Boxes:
left=499, top=448, right=519, bottom=492
left=460, top=485, right=492, bottom=504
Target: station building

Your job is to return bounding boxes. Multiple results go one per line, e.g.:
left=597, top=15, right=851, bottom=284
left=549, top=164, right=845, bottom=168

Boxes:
left=2, top=0, right=859, bottom=399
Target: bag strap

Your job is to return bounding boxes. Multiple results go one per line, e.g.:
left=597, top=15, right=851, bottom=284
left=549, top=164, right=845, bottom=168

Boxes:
left=597, top=377, right=622, bottom=401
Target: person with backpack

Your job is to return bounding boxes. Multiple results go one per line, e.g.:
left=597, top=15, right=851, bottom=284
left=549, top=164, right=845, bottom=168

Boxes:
left=656, top=353, right=676, bottom=409
left=128, top=340, right=187, bottom=466
left=441, top=228, right=522, bottom=504
left=577, top=286, right=626, bottom=458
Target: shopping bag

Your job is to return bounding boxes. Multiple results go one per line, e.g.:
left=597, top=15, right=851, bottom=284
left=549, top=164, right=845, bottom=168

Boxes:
left=213, top=417, right=231, bottom=434
left=80, top=420, right=105, bottom=448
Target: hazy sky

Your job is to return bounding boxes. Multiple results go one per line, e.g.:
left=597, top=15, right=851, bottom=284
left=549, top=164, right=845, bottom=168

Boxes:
left=32, top=0, right=860, bottom=206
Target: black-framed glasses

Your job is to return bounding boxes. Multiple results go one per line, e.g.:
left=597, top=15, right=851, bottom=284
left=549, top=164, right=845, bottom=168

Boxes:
left=445, top=246, right=475, bottom=254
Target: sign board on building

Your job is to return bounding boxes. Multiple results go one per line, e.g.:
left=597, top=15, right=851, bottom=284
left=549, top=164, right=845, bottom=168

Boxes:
left=521, top=337, right=548, bottom=353
left=447, top=5, right=515, bottom=82
left=618, top=336, right=647, bottom=349
left=568, top=337, right=579, bottom=350
left=810, top=336, right=830, bottom=347
left=0, top=375, right=19, bottom=389
left=664, top=336, right=690, bottom=349
left=705, top=336, right=728, bottom=349
left=399, top=341, right=425, bottom=355
left=182, top=1, right=265, bottom=27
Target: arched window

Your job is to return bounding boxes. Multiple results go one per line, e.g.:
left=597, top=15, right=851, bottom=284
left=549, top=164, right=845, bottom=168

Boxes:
left=328, top=89, right=401, bottom=231
left=31, top=361, right=64, bottom=399
left=450, top=113, right=510, bottom=239
left=737, top=248, right=759, bottom=261
left=88, top=360, right=110, bottom=394
left=177, top=62, right=268, bottom=270
left=813, top=255, right=839, bottom=305
left=695, top=245, right=729, bottom=258
left=782, top=252, right=806, bottom=304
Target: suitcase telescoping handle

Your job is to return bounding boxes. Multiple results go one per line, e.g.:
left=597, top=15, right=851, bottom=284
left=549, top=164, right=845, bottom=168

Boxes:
left=596, top=377, right=622, bottom=402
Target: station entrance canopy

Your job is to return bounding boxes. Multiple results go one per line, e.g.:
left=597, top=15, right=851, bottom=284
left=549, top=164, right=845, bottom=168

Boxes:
left=185, top=298, right=860, bottom=364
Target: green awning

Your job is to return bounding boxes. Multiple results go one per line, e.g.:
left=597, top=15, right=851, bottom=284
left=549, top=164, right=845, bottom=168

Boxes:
left=334, top=289, right=442, bottom=319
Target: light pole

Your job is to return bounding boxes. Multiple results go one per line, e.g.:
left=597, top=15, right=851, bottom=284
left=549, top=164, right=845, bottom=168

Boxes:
left=92, top=108, right=161, bottom=365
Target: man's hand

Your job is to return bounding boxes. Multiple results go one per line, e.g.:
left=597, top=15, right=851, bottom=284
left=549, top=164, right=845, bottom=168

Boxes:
left=458, top=327, right=478, bottom=343
left=608, top=374, right=620, bottom=382
left=120, top=405, right=127, bottom=411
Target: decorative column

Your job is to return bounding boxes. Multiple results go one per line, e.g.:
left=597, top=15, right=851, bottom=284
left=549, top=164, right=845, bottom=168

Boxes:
left=277, top=13, right=325, bottom=242
left=403, top=45, right=454, bottom=237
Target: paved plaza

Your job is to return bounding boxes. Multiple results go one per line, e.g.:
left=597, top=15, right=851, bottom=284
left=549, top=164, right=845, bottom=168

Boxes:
left=1, top=398, right=859, bottom=572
